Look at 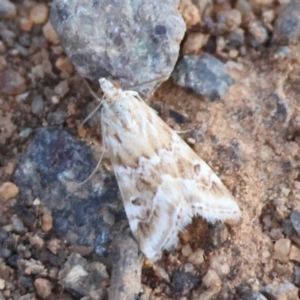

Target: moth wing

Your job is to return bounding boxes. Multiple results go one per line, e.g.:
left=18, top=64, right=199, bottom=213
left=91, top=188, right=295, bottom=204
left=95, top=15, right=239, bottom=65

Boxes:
left=108, top=129, right=240, bottom=260
left=170, top=131, right=241, bottom=223
left=100, top=88, right=241, bottom=260
left=112, top=158, right=193, bottom=261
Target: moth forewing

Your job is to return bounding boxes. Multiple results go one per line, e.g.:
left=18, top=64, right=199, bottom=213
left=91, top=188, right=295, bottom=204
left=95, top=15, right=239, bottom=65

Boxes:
left=99, top=78, right=241, bottom=261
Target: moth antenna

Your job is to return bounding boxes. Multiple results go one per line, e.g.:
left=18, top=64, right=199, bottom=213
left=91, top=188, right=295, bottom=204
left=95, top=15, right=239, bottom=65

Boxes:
left=81, top=76, right=103, bottom=103
left=79, top=101, right=102, bottom=127
left=77, top=77, right=104, bottom=128
left=78, top=147, right=106, bottom=185
left=123, top=76, right=168, bottom=89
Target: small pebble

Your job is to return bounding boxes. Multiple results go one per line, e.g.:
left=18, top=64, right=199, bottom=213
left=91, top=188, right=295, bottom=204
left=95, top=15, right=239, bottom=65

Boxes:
left=43, top=20, right=60, bottom=44
left=29, top=234, right=44, bottom=249
left=48, top=110, right=68, bottom=125
left=11, top=215, right=26, bottom=232
left=182, top=33, right=209, bottom=54
left=0, top=279, right=4, bottom=290
left=42, top=213, right=53, bottom=232
left=248, top=21, right=268, bottom=44
left=34, top=278, right=53, bottom=299
left=273, top=238, right=291, bottom=263
left=0, top=56, right=7, bottom=71
left=51, top=95, right=60, bottom=104
left=217, top=9, right=242, bottom=32
left=179, top=0, right=201, bottom=28
left=181, top=244, right=193, bottom=257
left=30, top=4, right=49, bottom=25
left=290, top=210, right=300, bottom=235
left=54, top=80, right=69, bottom=97
left=289, top=245, right=300, bottom=263
left=31, top=95, right=44, bottom=115
left=0, top=69, right=27, bottom=95
left=32, top=198, right=41, bottom=206
left=0, top=182, right=19, bottom=201
left=0, top=42, right=5, bottom=54
left=294, top=266, right=300, bottom=286
left=102, top=209, right=115, bottom=226
left=187, top=248, right=204, bottom=265
left=210, top=255, right=230, bottom=276
left=55, top=56, right=74, bottom=74
left=183, top=263, right=194, bottom=273
left=49, top=267, right=59, bottom=280
left=153, top=265, right=170, bottom=282
left=202, top=269, right=222, bottom=290
left=31, top=65, right=44, bottom=79
left=19, top=128, right=33, bottom=138
left=294, top=181, right=300, bottom=189
left=0, top=0, right=16, bottom=18
left=20, top=18, right=34, bottom=31
left=47, top=238, right=60, bottom=254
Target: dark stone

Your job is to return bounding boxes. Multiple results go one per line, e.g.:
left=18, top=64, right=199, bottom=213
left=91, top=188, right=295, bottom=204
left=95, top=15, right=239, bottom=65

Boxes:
left=205, top=223, right=229, bottom=251
left=291, top=210, right=300, bottom=236
left=273, top=0, right=300, bottom=45
left=13, top=128, right=127, bottom=259
left=169, top=109, right=190, bottom=124
left=170, top=270, right=200, bottom=296
left=172, top=54, right=234, bottom=101
left=13, top=203, right=37, bottom=230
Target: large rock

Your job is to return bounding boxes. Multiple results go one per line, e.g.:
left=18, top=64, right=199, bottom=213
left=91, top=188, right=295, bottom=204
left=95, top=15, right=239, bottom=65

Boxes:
left=50, top=0, right=186, bottom=96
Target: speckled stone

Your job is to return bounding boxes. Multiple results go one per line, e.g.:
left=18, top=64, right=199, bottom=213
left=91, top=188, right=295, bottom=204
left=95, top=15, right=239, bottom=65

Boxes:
left=13, top=128, right=127, bottom=260
left=290, top=210, right=300, bottom=236
left=50, top=0, right=186, bottom=96
left=273, top=0, right=300, bottom=45
left=172, top=54, right=234, bottom=101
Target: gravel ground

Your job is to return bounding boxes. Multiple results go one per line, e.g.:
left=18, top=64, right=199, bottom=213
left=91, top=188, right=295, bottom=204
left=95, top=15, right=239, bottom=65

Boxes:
left=1, top=0, right=300, bottom=299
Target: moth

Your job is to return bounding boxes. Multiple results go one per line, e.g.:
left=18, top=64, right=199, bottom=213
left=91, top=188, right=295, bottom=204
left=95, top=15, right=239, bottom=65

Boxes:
left=99, top=78, right=241, bottom=261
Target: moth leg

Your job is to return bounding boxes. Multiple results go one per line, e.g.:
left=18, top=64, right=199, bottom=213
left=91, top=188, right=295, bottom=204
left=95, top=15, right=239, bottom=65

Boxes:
left=175, top=128, right=195, bottom=134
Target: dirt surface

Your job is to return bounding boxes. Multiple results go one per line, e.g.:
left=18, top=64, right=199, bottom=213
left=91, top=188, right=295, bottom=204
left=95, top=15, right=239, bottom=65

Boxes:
left=1, top=0, right=300, bottom=300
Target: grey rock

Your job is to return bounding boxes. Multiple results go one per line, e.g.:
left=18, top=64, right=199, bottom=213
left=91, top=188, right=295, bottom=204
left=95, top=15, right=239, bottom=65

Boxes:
left=50, top=0, right=185, bottom=96
left=282, top=218, right=294, bottom=236
left=31, top=95, right=44, bottom=115
left=239, top=291, right=267, bottom=300
left=273, top=0, right=300, bottom=45
left=228, top=28, right=245, bottom=48
left=247, top=21, right=269, bottom=46
left=275, top=46, right=291, bottom=58
left=235, top=285, right=268, bottom=300
left=11, top=215, right=26, bottom=233
left=13, top=128, right=127, bottom=260
left=47, top=110, right=67, bottom=125
left=0, top=229, right=14, bottom=258
left=291, top=210, right=300, bottom=236
left=14, top=43, right=29, bottom=57
left=172, top=54, right=234, bottom=101
left=294, top=266, right=300, bottom=286
left=59, top=253, right=108, bottom=298
left=0, top=0, right=16, bottom=18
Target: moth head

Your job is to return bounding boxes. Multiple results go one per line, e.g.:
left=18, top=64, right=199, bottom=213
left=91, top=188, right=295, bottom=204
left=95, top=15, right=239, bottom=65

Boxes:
left=99, top=78, right=120, bottom=100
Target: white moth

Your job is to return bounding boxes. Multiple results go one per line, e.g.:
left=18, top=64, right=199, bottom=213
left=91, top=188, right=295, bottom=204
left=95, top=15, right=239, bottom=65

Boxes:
left=99, top=78, right=241, bottom=261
